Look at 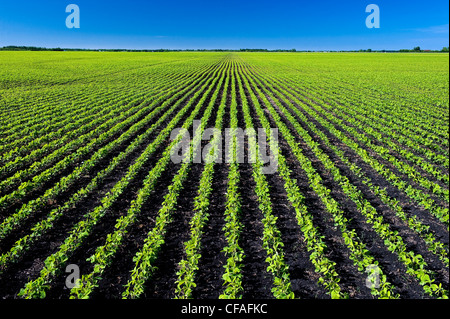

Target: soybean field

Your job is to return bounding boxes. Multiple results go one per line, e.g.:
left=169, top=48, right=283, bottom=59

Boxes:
left=0, top=52, right=448, bottom=299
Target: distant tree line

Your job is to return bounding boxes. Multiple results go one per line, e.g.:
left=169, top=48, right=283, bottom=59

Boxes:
left=397, top=46, right=449, bottom=53
left=1, top=45, right=448, bottom=53
left=0, top=46, right=299, bottom=52
left=0, top=46, right=65, bottom=51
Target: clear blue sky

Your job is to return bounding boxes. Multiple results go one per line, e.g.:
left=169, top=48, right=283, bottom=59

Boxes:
left=0, top=0, right=448, bottom=50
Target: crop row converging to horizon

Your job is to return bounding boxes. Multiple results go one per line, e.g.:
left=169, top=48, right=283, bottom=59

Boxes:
left=0, top=51, right=448, bottom=299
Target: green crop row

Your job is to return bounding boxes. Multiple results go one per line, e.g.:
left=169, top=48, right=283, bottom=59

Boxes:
left=0, top=62, right=220, bottom=242
left=259, top=66, right=449, bottom=228
left=239, top=61, right=398, bottom=299
left=257, top=71, right=449, bottom=271
left=219, top=63, right=245, bottom=299
left=236, top=61, right=345, bottom=299
left=0, top=63, right=199, bottom=170
left=121, top=61, right=230, bottom=299
left=0, top=62, right=222, bottom=273
left=237, top=63, right=295, bottom=299
left=174, top=63, right=230, bottom=299
left=17, top=62, right=225, bottom=299
left=247, top=68, right=447, bottom=299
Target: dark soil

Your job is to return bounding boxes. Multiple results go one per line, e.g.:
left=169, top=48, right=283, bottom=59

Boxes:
left=250, top=70, right=449, bottom=297
left=0, top=59, right=448, bottom=300
left=0, top=65, right=220, bottom=299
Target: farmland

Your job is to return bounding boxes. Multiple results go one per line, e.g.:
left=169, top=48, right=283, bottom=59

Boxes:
left=0, top=51, right=448, bottom=299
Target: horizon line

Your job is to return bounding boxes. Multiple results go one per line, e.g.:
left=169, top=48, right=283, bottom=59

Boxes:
left=1, top=45, right=449, bottom=53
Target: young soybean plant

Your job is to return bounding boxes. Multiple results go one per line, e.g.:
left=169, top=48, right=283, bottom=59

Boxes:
left=220, top=65, right=245, bottom=299
left=173, top=66, right=230, bottom=299
left=236, top=64, right=295, bottom=299
left=122, top=62, right=230, bottom=299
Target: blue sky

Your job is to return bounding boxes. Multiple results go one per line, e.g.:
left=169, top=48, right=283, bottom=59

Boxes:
left=0, top=0, right=448, bottom=50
